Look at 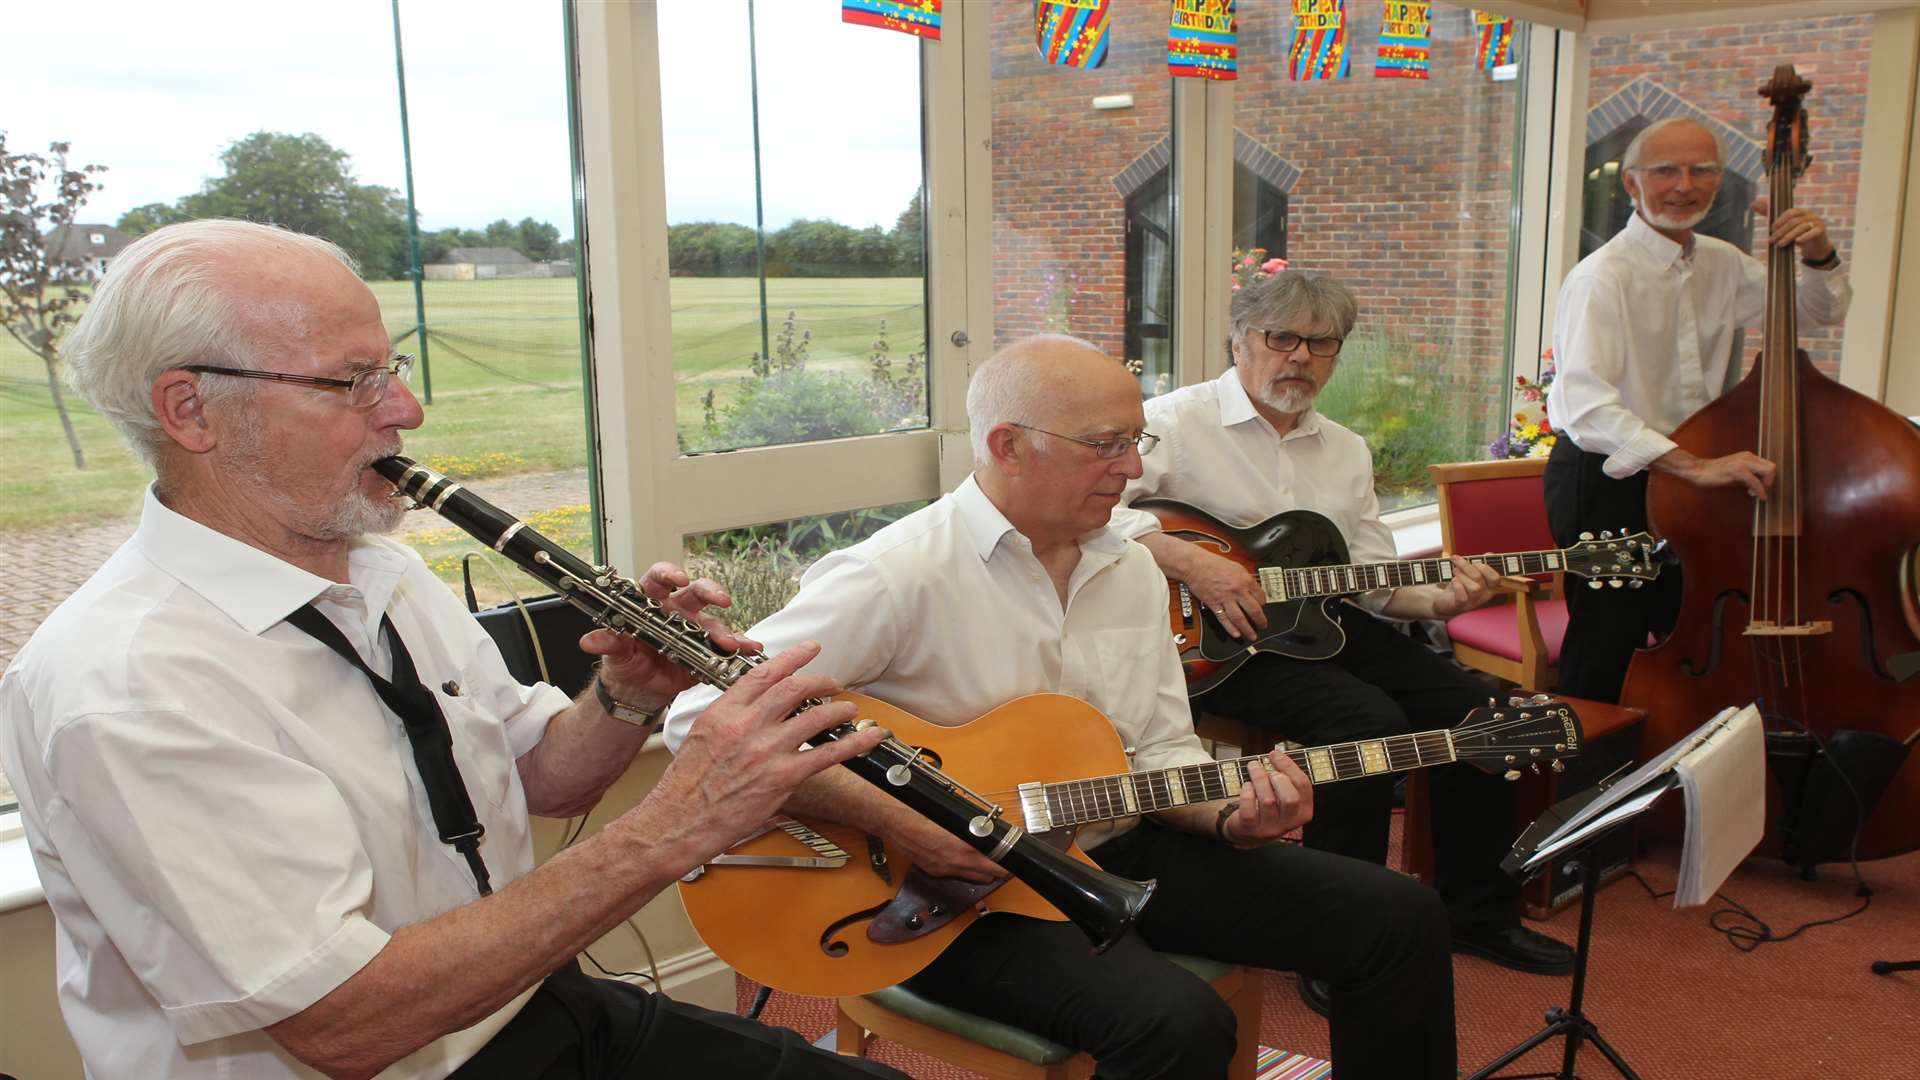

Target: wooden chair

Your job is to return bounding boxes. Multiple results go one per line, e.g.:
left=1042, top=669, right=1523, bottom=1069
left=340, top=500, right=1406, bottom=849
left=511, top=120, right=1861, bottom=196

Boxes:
left=1428, top=458, right=1567, bottom=692
left=834, top=953, right=1261, bottom=1080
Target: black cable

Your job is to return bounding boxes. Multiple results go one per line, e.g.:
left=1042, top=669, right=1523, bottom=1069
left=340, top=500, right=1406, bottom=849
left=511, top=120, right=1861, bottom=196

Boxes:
left=1625, top=864, right=1873, bottom=952
left=583, top=949, right=657, bottom=987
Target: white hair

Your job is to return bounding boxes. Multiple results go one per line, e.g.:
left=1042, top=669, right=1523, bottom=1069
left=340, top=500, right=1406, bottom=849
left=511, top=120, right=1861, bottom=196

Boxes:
left=1621, top=117, right=1725, bottom=171
left=964, top=334, right=1105, bottom=466
left=62, top=219, right=359, bottom=465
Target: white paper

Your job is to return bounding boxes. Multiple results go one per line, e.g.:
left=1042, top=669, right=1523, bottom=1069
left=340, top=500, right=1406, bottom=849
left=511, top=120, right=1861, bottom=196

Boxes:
left=1673, top=705, right=1766, bottom=907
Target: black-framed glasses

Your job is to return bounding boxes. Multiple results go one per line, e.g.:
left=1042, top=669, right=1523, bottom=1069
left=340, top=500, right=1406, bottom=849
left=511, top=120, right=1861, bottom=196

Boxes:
left=1009, top=422, right=1159, bottom=459
left=182, top=354, right=416, bottom=409
left=1259, top=330, right=1343, bottom=358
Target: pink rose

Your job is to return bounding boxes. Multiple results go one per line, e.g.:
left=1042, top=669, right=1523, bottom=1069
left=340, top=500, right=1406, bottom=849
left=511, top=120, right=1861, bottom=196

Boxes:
left=1261, top=258, right=1287, bottom=273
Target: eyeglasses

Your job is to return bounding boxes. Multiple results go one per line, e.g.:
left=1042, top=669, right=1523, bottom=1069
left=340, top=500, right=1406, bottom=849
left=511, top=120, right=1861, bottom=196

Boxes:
left=1258, top=330, right=1344, bottom=358
left=1629, top=162, right=1723, bottom=183
left=1010, top=423, right=1160, bottom=459
left=182, top=354, right=416, bottom=409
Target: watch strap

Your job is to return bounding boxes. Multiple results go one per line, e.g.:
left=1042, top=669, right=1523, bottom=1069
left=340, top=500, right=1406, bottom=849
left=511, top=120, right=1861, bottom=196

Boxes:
left=593, top=674, right=661, bottom=728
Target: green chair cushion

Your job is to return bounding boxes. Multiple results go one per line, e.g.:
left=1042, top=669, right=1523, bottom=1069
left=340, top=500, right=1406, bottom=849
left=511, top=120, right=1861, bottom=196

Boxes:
left=861, top=952, right=1235, bottom=1066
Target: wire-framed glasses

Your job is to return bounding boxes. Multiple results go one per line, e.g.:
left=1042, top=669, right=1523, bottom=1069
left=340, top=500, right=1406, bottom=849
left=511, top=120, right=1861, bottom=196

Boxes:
left=182, top=354, right=416, bottom=409
left=1009, top=423, right=1160, bottom=459
left=1259, top=330, right=1344, bottom=358
left=1629, top=162, right=1723, bottom=183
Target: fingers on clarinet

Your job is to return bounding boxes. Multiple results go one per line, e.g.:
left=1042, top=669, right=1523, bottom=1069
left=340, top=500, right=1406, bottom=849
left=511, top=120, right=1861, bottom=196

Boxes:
left=743, top=641, right=820, bottom=685
left=641, top=561, right=692, bottom=598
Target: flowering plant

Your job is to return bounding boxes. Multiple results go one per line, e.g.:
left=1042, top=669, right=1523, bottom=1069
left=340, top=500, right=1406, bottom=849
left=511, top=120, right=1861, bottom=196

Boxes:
left=1231, top=247, right=1288, bottom=290
left=1490, top=349, right=1558, bottom=459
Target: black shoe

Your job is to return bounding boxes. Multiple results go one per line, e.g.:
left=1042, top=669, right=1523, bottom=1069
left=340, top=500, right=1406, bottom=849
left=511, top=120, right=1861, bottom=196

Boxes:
left=1452, top=925, right=1575, bottom=975
left=1298, top=975, right=1332, bottom=1018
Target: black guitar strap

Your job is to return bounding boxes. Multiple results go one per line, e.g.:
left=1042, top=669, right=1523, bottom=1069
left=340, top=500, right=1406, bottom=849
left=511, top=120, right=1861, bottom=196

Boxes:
left=284, top=604, right=493, bottom=896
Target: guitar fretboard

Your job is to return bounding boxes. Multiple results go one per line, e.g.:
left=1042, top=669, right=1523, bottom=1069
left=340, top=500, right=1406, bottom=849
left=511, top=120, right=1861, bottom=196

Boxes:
left=1027, top=729, right=1457, bottom=831
left=1260, top=549, right=1567, bottom=602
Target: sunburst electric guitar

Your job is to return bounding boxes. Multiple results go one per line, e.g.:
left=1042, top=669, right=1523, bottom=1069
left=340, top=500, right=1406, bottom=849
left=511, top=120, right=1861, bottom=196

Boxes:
left=677, top=692, right=1583, bottom=997
left=1135, top=499, right=1668, bottom=696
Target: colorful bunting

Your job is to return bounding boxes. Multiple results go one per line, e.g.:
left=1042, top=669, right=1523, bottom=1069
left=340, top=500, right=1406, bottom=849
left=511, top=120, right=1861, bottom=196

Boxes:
left=1375, top=1, right=1430, bottom=80
left=1289, top=0, right=1349, bottom=81
left=841, top=0, right=941, bottom=40
left=1168, top=0, right=1237, bottom=80
left=1036, top=0, right=1111, bottom=69
left=1474, top=9, right=1515, bottom=71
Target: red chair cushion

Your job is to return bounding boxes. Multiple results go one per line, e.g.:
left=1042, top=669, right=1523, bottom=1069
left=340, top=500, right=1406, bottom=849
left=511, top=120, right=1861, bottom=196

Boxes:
left=1446, top=598, right=1569, bottom=664
left=1447, top=475, right=1555, bottom=558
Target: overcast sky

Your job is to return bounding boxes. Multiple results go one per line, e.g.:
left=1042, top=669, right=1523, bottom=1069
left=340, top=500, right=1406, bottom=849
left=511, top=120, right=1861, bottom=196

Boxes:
left=3, top=0, right=924, bottom=238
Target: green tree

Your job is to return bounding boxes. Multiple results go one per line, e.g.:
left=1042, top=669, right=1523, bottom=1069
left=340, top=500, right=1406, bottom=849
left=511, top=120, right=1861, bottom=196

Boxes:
left=515, top=217, right=562, bottom=261
left=890, top=190, right=923, bottom=276
left=116, top=201, right=183, bottom=237
left=177, top=132, right=409, bottom=279
left=0, top=135, right=104, bottom=469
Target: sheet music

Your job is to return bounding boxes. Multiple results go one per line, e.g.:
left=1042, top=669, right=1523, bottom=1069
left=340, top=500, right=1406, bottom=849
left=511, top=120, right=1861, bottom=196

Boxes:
left=1673, top=705, right=1765, bottom=907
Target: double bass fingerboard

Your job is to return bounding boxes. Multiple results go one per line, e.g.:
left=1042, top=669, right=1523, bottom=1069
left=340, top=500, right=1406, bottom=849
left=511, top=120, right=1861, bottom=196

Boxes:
left=1021, top=730, right=1458, bottom=832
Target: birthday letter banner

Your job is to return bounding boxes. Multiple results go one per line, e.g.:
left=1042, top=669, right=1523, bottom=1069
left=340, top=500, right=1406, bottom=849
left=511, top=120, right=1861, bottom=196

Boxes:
left=1168, top=0, right=1237, bottom=80
left=1036, top=0, right=1111, bottom=69
left=1474, top=9, right=1514, bottom=71
left=1375, top=1, right=1430, bottom=80
left=1290, top=0, right=1349, bottom=82
left=842, top=0, right=941, bottom=40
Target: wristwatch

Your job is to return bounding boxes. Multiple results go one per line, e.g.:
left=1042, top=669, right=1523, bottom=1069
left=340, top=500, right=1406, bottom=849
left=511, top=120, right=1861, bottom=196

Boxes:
left=1802, top=249, right=1841, bottom=270
left=593, top=674, right=662, bottom=729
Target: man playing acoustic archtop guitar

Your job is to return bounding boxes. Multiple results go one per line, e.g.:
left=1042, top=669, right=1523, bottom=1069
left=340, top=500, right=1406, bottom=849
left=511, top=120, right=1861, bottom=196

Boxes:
left=666, top=335, right=1459, bottom=1080
left=1110, top=272, right=1575, bottom=1018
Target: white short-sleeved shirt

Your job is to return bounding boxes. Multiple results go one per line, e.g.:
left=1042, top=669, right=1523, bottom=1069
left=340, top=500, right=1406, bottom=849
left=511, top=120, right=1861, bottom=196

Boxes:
left=663, top=475, right=1211, bottom=851
left=0, top=487, right=569, bottom=1078
left=1547, top=211, right=1851, bottom=479
left=1110, top=369, right=1399, bottom=615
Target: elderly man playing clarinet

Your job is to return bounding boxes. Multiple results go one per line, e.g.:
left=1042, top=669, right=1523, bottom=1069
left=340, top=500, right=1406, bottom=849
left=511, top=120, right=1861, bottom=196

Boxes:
left=0, top=218, right=904, bottom=1080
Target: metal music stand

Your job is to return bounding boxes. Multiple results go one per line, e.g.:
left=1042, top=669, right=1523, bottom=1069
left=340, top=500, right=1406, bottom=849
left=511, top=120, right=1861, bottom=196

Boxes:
left=1464, top=766, right=1683, bottom=1080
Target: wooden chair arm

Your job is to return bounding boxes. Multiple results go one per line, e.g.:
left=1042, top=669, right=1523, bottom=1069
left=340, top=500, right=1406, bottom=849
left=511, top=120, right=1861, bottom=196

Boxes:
left=1492, top=574, right=1549, bottom=596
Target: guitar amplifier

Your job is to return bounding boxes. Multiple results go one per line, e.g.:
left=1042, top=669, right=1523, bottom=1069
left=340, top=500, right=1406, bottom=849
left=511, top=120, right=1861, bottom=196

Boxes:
left=1519, top=718, right=1642, bottom=919
left=471, top=593, right=599, bottom=698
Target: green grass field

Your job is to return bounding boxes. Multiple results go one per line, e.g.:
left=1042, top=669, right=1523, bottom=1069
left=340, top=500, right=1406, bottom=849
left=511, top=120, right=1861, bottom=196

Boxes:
left=0, top=277, right=926, bottom=532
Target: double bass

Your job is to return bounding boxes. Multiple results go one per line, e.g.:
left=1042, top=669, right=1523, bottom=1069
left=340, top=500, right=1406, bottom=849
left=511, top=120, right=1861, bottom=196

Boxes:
left=1623, top=66, right=1920, bottom=861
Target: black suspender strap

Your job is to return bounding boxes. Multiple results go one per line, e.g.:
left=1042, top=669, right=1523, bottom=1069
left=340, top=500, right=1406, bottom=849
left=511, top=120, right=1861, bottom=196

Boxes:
left=284, top=604, right=494, bottom=896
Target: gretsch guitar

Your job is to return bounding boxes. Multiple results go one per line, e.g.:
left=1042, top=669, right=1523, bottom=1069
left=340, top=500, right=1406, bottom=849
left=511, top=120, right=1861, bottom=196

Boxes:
left=1135, top=499, right=1667, bottom=696
left=677, top=692, right=1583, bottom=997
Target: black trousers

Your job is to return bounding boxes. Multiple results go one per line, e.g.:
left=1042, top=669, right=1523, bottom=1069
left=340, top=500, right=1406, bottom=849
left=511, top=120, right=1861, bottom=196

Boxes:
left=906, top=821, right=1456, bottom=1080
left=1543, top=438, right=1683, bottom=704
left=453, top=961, right=905, bottom=1079
left=1200, top=611, right=1521, bottom=931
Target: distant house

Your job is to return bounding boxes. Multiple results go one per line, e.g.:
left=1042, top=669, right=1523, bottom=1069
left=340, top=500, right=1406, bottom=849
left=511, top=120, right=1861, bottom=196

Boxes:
left=45, top=224, right=134, bottom=276
left=425, top=246, right=573, bottom=281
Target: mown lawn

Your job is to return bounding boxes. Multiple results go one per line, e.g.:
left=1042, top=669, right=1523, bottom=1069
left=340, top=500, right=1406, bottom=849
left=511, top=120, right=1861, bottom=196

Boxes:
left=0, top=276, right=927, bottom=532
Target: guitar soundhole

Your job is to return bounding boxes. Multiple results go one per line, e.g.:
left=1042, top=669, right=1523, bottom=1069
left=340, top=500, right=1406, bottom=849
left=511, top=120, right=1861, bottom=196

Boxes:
left=820, top=901, right=889, bottom=958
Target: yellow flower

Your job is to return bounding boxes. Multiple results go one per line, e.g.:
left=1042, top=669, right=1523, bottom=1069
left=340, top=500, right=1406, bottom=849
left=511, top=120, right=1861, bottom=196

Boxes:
left=1520, top=423, right=1541, bottom=440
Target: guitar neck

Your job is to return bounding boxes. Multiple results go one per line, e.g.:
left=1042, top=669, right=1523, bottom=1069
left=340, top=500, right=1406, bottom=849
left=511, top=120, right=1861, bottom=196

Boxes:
left=1261, top=548, right=1569, bottom=601
left=1025, top=728, right=1458, bottom=832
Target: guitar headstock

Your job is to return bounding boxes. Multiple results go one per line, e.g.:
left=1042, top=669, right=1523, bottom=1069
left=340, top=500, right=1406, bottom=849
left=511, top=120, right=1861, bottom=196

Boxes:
left=1451, top=696, right=1584, bottom=779
left=1563, top=531, right=1668, bottom=586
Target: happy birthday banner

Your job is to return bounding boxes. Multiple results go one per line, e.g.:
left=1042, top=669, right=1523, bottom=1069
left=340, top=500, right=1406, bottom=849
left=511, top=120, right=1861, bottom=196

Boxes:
left=1474, top=9, right=1514, bottom=71
left=1290, top=0, right=1349, bottom=82
left=1168, top=0, right=1237, bottom=80
left=1375, top=1, right=1430, bottom=79
left=841, top=0, right=941, bottom=40
left=1036, top=0, right=1111, bottom=69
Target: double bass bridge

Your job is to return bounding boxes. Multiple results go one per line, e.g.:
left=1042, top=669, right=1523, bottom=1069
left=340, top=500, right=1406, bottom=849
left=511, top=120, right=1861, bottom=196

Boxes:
left=1744, top=620, right=1834, bottom=637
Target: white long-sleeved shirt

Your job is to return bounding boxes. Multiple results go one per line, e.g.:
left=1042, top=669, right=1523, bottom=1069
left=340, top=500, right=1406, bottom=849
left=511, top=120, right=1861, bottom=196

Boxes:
left=1109, top=368, right=1398, bottom=615
left=663, top=475, right=1211, bottom=851
left=1547, top=211, right=1851, bottom=479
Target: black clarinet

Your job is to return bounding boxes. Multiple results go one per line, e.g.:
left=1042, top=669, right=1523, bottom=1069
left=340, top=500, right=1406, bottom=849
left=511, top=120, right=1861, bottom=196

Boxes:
left=374, top=455, right=1153, bottom=952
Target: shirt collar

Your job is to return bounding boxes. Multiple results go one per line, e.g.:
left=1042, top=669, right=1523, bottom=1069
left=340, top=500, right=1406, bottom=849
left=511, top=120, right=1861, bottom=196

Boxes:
left=1623, top=210, right=1692, bottom=269
left=1215, top=367, right=1324, bottom=442
left=951, top=473, right=1130, bottom=563
left=133, top=485, right=411, bottom=636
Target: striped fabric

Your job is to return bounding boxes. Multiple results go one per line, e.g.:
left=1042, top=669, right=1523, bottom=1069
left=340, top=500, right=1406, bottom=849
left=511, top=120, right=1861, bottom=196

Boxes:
left=1036, top=0, right=1111, bottom=69
left=1168, top=0, right=1236, bottom=80
left=1288, top=0, right=1350, bottom=81
left=841, top=0, right=941, bottom=40
left=1257, top=1045, right=1335, bottom=1080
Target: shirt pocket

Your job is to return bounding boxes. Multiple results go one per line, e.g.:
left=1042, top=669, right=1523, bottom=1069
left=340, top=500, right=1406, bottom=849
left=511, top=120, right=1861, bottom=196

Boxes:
left=1087, top=628, right=1168, bottom=725
left=430, top=681, right=520, bottom=813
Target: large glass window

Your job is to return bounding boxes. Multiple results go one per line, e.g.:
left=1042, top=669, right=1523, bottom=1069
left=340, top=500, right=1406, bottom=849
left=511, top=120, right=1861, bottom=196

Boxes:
left=1, top=1, right=597, bottom=809
left=1232, top=2, right=1526, bottom=511
left=1587, top=12, right=1871, bottom=379
left=659, top=1, right=930, bottom=455
left=991, top=5, right=1177, bottom=399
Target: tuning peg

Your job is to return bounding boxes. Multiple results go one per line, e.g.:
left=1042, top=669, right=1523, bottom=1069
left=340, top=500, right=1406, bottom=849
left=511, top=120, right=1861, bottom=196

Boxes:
left=1629, top=580, right=1644, bottom=589
left=1508, top=696, right=1526, bottom=708
left=1600, top=530, right=1613, bottom=539
left=1488, top=697, right=1498, bottom=707
left=1608, top=579, right=1624, bottom=588
left=1551, top=760, right=1566, bottom=773
left=1589, top=580, right=1604, bottom=589
left=1504, top=754, right=1517, bottom=765
left=1529, top=747, right=1542, bottom=757
left=1504, top=769, right=1522, bottom=781
left=1529, top=693, right=1551, bottom=704
left=1531, top=763, right=1543, bottom=774
left=1578, top=531, right=1594, bottom=541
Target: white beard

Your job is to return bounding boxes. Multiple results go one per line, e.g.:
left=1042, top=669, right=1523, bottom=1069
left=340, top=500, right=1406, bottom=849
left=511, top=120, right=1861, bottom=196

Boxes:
left=1255, top=378, right=1318, bottom=416
left=1635, top=193, right=1709, bottom=233
left=225, top=415, right=407, bottom=540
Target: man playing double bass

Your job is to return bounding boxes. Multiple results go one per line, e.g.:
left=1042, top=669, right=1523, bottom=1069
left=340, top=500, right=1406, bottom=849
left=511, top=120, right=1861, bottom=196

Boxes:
left=1545, top=116, right=1851, bottom=703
